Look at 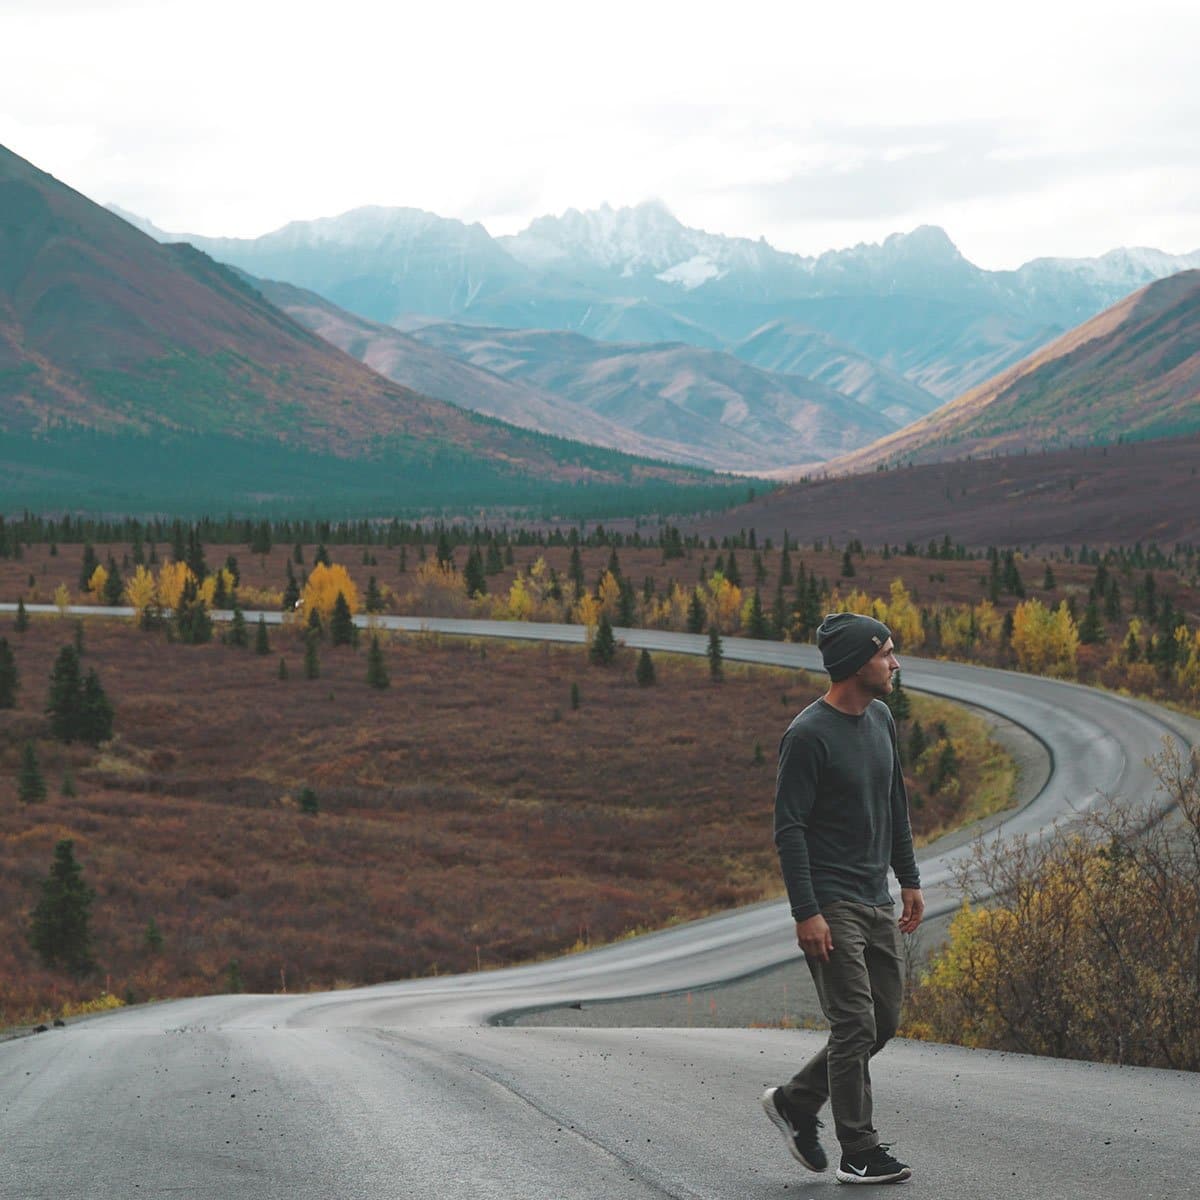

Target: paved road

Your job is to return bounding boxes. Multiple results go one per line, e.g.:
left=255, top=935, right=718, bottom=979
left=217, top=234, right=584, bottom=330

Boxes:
left=3, top=608, right=1198, bottom=1198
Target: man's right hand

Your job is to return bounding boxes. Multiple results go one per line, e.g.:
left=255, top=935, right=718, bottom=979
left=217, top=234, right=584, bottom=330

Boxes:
left=795, top=913, right=834, bottom=962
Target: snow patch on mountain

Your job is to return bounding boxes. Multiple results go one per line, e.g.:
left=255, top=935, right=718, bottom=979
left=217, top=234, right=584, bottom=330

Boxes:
left=656, top=255, right=725, bottom=289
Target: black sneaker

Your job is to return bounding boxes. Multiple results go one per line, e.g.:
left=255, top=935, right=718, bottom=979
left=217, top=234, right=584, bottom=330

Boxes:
left=835, top=1143, right=912, bottom=1184
left=760, top=1086, right=827, bottom=1172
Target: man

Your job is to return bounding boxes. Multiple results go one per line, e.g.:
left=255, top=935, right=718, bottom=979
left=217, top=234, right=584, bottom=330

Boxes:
left=762, top=611, right=924, bottom=1185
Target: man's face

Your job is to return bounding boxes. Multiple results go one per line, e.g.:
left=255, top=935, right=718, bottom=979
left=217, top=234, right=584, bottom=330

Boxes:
left=857, top=638, right=899, bottom=697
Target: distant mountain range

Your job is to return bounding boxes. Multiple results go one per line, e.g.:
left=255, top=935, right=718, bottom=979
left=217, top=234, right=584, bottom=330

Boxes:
left=829, top=270, right=1200, bottom=471
left=117, top=200, right=1200, bottom=406
left=251, top=271, right=903, bottom=472
left=1, top=144, right=737, bottom=514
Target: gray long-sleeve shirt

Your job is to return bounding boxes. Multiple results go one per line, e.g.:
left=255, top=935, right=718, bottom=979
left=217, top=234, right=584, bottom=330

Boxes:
left=774, top=697, right=920, bottom=921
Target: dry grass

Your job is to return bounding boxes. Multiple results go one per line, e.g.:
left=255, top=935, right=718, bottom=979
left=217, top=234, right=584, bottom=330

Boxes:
left=1, top=613, right=1009, bottom=1026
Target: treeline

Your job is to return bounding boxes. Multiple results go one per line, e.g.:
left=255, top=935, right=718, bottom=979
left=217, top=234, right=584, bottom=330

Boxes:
left=0, top=429, right=760, bottom=520
left=1, top=511, right=1193, bottom=573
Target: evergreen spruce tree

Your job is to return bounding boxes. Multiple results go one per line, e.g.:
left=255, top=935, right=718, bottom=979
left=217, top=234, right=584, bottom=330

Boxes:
left=278, top=657, right=289, bottom=680
left=885, top=670, right=911, bottom=719
left=567, top=545, right=584, bottom=595
left=617, top=580, right=637, bottom=627
left=435, top=532, right=455, bottom=570
left=15, top=597, right=29, bottom=632
left=228, top=606, right=249, bottom=648
left=686, top=589, right=706, bottom=635
left=174, top=578, right=212, bottom=644
left=590, top=613, right=616, bottom=666
left=60, top=765, right=76, bottom=798
left=779, top=544, right=794, bottom=587
left=73, top=619, right=85, bottom=656
left=79, top=669, right=114, bottom=745
left=463, top=547, right=487, bottom=598
left=486, top=539, right=505, bottom=576
left=707, top=625, right=723, bottom=680
left=79, top=542, right=100, bottom=591
left=18, top=741, right=46, bottom=803
left=723, top=549, right=741, bottom=588
left=635, top=648, right=656, bottom=687
left=1042, top=563, right=1057, bottom=591
left=144, top=917, right=164, bottom=954
left=185, top=528, right=208, bottom=581
left=306, top=605, right=322, bottom=637
left=250, top=520, right=272, bottom=560
left=0, top=637, right=18, bottom=707
left=1078, top=597, right=1105, bottom=645
left=366, top=634, right=390, bottom=689
left=746, top=589, right=769, bottom=639
left=298, top=787, right=319, bottom=815
left=304, top=631, right=320, bottom=679
left=255, top=615, right=271, bottom=655
left=330, top=592, right=356, bottom=647
left=46, top=644, right=85, bottom=741
left=907, top=719, right=928, bottom=764
left=770, top=583, right=788, bottom=641
left=29, top=839, right=94, bottom=976
left=840, top=549, right=856, bottom=578
left=293, top=542, right=305, bottom=565
left=282, top=561, right=300, bottom=610
left=314, top=542, right=332, bottom=567
left=102, top=558, right=124, bottom=606
left=365, top=575, right=384, bottom=613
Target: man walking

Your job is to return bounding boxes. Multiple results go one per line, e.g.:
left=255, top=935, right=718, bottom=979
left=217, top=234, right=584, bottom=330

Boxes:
left=762, top=612, right=924, bottom=1184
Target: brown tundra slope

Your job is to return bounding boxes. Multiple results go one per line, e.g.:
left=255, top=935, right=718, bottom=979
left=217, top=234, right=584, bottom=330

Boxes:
left=827, top=270, right=1200, bottom=472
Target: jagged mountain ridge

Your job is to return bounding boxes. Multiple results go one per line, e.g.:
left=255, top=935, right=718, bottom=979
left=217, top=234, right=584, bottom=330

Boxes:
left=122, top=200, right=1200, bottom=410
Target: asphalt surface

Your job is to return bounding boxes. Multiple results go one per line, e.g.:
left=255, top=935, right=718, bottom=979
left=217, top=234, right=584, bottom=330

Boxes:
left=3, top=609, right=1199, bottom=1199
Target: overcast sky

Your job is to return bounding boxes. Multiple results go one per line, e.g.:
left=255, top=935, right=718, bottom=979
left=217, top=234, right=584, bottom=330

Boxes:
left=4, top=0, right=1198, bottom=269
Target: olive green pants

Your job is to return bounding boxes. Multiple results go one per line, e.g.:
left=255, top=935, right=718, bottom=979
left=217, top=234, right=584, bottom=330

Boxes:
left=780, top=900, right=904, bottom=1154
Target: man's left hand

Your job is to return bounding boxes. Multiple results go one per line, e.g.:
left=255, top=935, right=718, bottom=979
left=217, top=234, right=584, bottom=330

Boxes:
left=898, top=887, right=924, bottom=934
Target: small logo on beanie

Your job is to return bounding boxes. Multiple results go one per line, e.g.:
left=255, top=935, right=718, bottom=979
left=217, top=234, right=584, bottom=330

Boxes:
left=871, top=636, right=881, bottom=647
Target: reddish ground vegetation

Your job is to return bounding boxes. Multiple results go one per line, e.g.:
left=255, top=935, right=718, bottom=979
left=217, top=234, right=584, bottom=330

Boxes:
left=0, top=616, right=1000, bottom=1025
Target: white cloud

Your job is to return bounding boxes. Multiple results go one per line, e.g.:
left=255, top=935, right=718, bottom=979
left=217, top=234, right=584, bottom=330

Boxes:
left=2, top=0, right=1199, bottom=267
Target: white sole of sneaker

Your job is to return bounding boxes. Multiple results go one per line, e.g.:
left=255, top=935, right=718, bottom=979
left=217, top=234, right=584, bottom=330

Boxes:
left=835, top=1165, right=912, bottom=1184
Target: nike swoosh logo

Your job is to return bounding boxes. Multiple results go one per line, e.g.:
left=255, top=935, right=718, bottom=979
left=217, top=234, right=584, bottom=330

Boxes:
left=845, top=1164, right=868, bottom=1176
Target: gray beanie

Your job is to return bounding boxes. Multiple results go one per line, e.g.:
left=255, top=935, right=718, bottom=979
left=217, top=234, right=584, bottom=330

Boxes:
left=817, top=612, right=892, bottom=681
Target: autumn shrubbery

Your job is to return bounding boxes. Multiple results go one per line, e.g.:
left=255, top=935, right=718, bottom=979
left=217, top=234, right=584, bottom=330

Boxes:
left=904, top=741, right=1200, bottom=1071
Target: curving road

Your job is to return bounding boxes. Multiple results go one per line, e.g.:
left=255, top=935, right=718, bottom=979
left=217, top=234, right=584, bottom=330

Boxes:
left=3, top=608, right=1199, bottom=1198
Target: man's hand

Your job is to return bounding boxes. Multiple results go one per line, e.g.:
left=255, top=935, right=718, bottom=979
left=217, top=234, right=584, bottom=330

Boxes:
left=899, top=887, right=925, bottom=934
left=795, top=913, right=834, bottom=962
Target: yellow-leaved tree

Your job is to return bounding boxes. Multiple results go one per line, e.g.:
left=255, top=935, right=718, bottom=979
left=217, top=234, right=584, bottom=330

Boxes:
left=53, top=583, right=72, bottom=616
left=1011, top=599, right=1079, bottom=677
left=302, top=562, right=360, bottom=622
left=504, top=575, right=535, bottom=621
left=707, top=572, right=743, bottom=632
left=157, top=561, right=196, bottom=611
left=125, top=565, right=157, bottom=616
left=87, top=564, right=109, bottom=603
left=882, top=579, right=924, bottom=650
left=596, top=570, right=622, bottom=619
